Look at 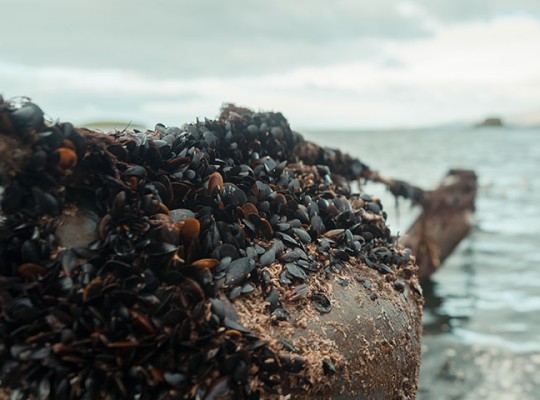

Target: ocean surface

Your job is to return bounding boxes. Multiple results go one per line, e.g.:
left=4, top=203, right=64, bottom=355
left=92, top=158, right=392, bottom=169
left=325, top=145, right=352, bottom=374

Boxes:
left=305, top=127, right=540, bottom=399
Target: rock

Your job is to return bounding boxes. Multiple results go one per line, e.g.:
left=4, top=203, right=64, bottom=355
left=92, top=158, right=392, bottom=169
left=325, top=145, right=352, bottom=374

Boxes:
left=0, top=98, right=423, bottom=399
left=475, top=117, right=504, bottom=128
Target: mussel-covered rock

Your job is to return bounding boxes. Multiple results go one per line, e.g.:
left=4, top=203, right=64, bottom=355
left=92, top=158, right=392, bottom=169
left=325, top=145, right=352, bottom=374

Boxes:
left=0, top=98, right=423, bottom=399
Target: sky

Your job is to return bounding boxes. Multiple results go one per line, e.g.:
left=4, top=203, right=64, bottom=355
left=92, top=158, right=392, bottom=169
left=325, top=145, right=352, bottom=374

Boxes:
left=1, top=0, right=540, bottom=129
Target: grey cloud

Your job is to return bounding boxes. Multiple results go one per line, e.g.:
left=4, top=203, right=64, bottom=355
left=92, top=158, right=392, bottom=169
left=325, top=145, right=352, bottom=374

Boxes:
left=2, top=0, right=539, bottom=80
left=1, top=0, right=430, bottom=78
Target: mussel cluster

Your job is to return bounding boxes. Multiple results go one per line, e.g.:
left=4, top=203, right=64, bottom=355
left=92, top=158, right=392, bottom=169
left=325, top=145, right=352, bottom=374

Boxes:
left=0, top=98, right=417, bottom=399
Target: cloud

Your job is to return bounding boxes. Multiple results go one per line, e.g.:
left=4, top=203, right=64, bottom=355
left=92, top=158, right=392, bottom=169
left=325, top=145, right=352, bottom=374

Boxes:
left=3, top=15, right=540, bottom=129
left=3, top=0, right=540, bottom=80
left=1, top=0, right=432, bottom=78
left=4, top=0, right=540, bottom=80
left=2, top=2, right=540, bottom=128
left=415, top=0, right=540, bottom=22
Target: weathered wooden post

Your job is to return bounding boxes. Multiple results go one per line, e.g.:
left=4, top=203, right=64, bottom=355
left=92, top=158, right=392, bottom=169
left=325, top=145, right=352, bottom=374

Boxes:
left=401, top=169, right=478, bottom=280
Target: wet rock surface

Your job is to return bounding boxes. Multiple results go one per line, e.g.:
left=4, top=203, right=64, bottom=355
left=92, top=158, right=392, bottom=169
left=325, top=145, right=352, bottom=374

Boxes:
left=0, top=98, right=422, bottom=399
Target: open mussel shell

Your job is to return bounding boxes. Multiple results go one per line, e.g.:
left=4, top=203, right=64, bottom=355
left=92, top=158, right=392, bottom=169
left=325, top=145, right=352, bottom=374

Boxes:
left=192, top=258, right=219, bottom=270
left=177, top=218, right=200, bottom=242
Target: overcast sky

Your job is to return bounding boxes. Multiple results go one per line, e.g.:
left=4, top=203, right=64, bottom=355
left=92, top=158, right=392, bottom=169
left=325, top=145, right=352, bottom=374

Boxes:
left=2, top=0, right=540, bottom=128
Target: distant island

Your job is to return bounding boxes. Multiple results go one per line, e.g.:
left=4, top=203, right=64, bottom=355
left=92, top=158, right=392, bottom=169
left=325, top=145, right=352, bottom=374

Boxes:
left=475, top=117, right=504, bottom=128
